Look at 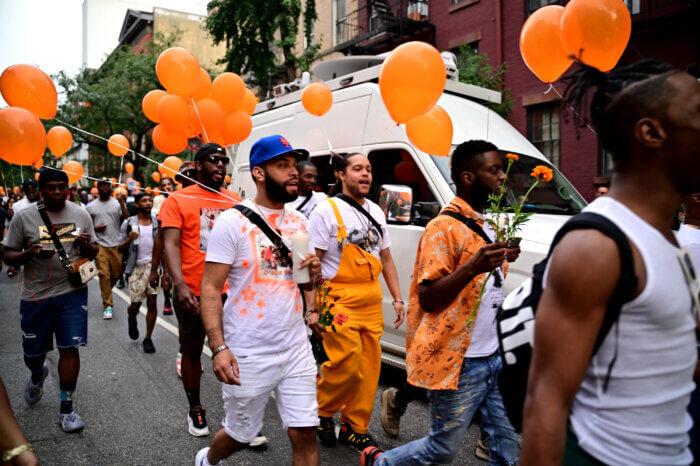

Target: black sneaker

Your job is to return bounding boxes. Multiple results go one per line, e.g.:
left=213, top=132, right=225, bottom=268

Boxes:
left=338, top=422, right=377, bottom=452
left=128, top=316, right=139, bottom=340
left=116, top=277, right=125, bottom=289
left=316, top=416, right=336, bottom=447
left=142, top=338, right=155, bottom=353
left=188, top=406, right=209, bottom=437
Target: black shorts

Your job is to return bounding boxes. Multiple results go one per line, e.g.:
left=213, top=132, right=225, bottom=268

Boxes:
left=172, top=288, right=225, bottom=335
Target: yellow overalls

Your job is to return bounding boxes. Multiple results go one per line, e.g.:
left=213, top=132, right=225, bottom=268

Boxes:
left=317, top=198, right=384, bottom=434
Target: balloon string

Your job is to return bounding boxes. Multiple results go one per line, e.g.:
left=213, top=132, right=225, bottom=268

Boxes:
left=190, top=98, right=209, bottom=144
left=20, top=166, right=24, bottom=183
left=0, top=167, right=9, bottom=194
left=43, top=165, right=236, bottom=204
left=544, top=83, right=554, bottom=94
left=50, top=117, right=241, bottom=204
left=118, top=154, right=125, bottom=185
left=546, top=85, right=598, bottom=136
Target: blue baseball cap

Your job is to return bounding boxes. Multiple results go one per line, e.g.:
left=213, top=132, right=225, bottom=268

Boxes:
left=249, top=135, right=309, bottom=170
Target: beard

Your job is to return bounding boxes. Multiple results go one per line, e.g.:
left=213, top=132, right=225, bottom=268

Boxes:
left=471, top=180, right=493, bottom=210
left=265, top=176, right=297, bottom=203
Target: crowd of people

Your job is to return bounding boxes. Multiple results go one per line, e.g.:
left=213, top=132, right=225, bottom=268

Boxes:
left=0, top=58, right=699, bottom=466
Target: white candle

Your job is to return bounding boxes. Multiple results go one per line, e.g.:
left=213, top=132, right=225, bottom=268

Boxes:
left=292, top=232, right=310, bottom=284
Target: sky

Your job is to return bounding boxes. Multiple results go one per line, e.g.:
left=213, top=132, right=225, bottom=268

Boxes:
left=0, top=0, right=208, bottom=106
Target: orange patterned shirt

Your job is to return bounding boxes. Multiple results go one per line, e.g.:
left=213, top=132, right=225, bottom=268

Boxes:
left=406, top=197, right=507, bottom=390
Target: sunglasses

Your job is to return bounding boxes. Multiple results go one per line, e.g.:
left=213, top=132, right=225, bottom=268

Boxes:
left=204, top=155, right=229, bottom=166
left=678, top=248, right=700, bottom=320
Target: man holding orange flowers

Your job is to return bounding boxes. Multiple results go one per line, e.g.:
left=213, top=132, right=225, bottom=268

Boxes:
left=362, top=140, right=521, bottom=466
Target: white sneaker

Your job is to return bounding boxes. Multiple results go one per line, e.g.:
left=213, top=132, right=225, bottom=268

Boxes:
left=58, top=411, right=85, bottom=433
left=195, top=447, right=221, bottom=466
left=188, top=407, right=209, bottom=437
left=248, top=432, right=269, bottom=451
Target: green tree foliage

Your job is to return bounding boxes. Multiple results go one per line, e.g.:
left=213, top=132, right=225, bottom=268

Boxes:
left=455, top=45, right=513, bottom=119
left=205, top=0, right=320, bottom=92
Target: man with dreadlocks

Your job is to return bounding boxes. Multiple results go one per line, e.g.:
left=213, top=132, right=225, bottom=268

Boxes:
left=521, top=60, right=700, bottom=465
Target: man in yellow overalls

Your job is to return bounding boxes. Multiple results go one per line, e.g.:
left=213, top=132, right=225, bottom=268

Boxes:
left=308, top=153, right=404, bottom=451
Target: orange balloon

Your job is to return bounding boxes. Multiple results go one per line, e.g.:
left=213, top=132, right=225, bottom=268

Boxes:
left=156, top=47, right=200, bottom=97
left=110, top=177, right=117, bottom=184
left=189, top=98, right=224, bottom=141
left=379, top=42, right=446, bottom=124
left=47, top=126, right=73, bottom=157
left=135, top=181, right=141, bottom=188
left=152, top=124, right=187, bottom=155
left=142, top=89, right=167, bottom=123
left=520, top=5, right=573, bottom=83
left=91, top=187, right=98, bottom=195
left=125, top=162, right=134, bottom=174
left=108, top=134, right=129, bottom=157
left=156, top=94, right=190, bottom=130
left=394, top=161, right=421, bottom=184
left=193, top=68, right=212, bottom=101
left=239, top=88, right=257, bottom=115
left=209, top=131, right=227, bottom=147
left=13, top=186, right=20, bottom=195
left=225, top=174, right=231, bottom=184
left=0, top=107, right=47, bottom=166
left=302, top=83, right=333, bottom=116
left=33, top=158, right=43, bottom=170
left=560, top=0, right=632, bottom=72
left=0, top=64, right=57, bottom=119
left=145, top=186, right=152, bottom=195
left=159, top=155, right=183, bottom=176
left=405, top=105, right=453, bottom=156
left=152, top=171, right=161, bottom=183
left=34, top=172, right=40, bottom=181
left=211, top=72, right=245, bottom=111
left=222, top=110, right=252, bottom=145
left=62, top=160, right=84, bottom=184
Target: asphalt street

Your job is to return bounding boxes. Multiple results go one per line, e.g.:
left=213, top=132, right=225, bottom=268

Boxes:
left=0, top=274, right=483, bottom=465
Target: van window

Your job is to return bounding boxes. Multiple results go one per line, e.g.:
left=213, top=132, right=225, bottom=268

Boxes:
left=367, top=149, right=437, bottom=205
left=431, top=151, right=586, bottom=215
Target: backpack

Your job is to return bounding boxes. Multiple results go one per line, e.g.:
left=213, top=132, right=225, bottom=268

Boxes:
left=496, top=212, right=638, bottom=433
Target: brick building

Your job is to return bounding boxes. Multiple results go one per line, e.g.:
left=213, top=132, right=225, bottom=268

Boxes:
left=301, top=0, right=697, bottom=200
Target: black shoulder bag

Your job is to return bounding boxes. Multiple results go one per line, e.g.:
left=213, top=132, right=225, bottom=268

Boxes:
left=233, top=204, right=291, bottom=259
left=336, top=194, right=384, bottom=239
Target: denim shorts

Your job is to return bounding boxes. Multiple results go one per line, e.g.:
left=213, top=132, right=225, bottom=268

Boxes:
left=20, top=288, right=88, bottom=357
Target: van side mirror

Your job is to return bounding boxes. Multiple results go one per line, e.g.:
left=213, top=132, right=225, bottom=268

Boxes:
left=378, top=184, right=413, bottom=224
left=412, top=201, right=440, bottom=227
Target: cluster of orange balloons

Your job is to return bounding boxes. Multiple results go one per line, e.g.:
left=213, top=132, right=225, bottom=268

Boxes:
left=379, top=42, right=452, bottom=156
left=143, top=47, right=256, bottom=155
left=520, top=0, right=632, bottom=83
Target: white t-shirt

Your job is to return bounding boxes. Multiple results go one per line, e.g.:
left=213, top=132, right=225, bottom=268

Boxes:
left=676, top=224, right=700, bottom=270
left=12, top=198, right=33, bottom=213
left=205, top=199, right=308, bottom=357
left=308, top=197, right=390, bottom=279
left=286, top=191, right=327, bottom=219
left=136, top=223, right=153, bottom=264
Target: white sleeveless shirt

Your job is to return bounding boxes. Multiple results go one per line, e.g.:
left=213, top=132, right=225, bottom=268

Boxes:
left=567, top=197, right=696, bottom=465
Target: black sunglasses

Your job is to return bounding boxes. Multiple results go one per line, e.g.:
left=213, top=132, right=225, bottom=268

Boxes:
left=204, top=155, right=229, bottom=166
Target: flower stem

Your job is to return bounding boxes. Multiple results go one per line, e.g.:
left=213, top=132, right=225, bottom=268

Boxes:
left=468, top=270, right=494, bottom=326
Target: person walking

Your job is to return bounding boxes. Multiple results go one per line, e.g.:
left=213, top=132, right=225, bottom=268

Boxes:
left=195, top=134, right=321, bottom=466
left=159, top=143, right=241, bottom=437
left=308, top=153, right=404, bottom=451
left=118, top=192, right=160, bottom=353
left=520, top=60, right=700, bottom=465
left=86, top=178, right=129, bottom=319
left=3, top=169, right=98, bottom=432
left=287, top=160, right=326, bottom=218
left=361, top=141, right=521, bottom=465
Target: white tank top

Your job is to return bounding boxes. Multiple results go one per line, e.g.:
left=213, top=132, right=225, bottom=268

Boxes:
left=568, top=197, right=696, bottom=465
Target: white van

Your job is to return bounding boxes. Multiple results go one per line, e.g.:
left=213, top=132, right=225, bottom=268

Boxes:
left=229, top=58, right=587, bottom=368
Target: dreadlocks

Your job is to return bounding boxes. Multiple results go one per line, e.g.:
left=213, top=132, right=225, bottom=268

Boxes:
left=562, top=59, right=680, bottom=170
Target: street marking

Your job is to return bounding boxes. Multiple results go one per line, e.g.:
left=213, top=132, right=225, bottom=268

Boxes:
left=112, top=286, right=213, bottom=357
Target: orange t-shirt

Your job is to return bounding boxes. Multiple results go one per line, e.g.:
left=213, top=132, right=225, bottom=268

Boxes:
left=158, top=184, right=240, bottom=296
left=405, top=196, right=508, bottom=390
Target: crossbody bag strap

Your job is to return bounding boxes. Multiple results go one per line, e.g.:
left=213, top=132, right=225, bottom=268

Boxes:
left=336, top=194, right=384, bottom=239
left=37, top=201, right=73, bottom=273
left=233, top=204, right=292, bottom=259
left=297, top=194, right=313, bottom=212
left=326, top=198, right=347, bottom=243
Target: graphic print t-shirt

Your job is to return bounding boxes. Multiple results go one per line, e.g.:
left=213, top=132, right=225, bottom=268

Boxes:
left=309, top=197, right=390, bottom=279
left=4, top=202, right=96, bottom=301
left=158, top=184, right=240, bottom=296
left=86, top=197, right=123, bottom=247
left=206, top=199, right=308, bottom=356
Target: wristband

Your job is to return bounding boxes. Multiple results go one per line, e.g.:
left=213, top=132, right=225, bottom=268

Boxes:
left=392, top=300, right=404, bottom=305
left=2, top=444, right=33, bottom=462
left=211, top=345, right=229, bottom=358
left=306, top=309, right=319, bottom=314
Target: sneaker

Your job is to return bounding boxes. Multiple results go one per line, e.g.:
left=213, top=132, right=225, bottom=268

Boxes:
left=316, top=416, right=336, bottom=447
left=475, top=436, right=489, bottom=461
left=188, top=406, right=209, bottom=437
left=58, top=411, right=85, bottom=433
left=176, top=352, right=182, bottom=378
left=128, top=316, right=139, bottom=340
left=103, top=307, right=113, bottom=320
left=381, top=388, right=406, bottom=438
left=24, top=366, right=49, bottom=405
left=338, top=422, right=377, bottom=452
left=195, top=447, right=221, bottom=466
left=248, top=432, right=269, bottom=451
left=163, top=305, right=173, bottom=316
left=142, top=338, right=156, bottom=354
left=361, top=446, right=385, bottom=466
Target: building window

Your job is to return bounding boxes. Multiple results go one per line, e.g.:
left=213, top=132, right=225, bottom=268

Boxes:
left=599, top=147, right=614, bottom=175
left=527, top=0, right=559, bottom=14
left=528, top=104, right=561, bottom=168
left=333, top=0, right=346, bottom=46
left=622, top=0, right=641, bottom=15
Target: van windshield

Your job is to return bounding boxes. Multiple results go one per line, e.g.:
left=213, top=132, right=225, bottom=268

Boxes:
left=431, top=151, right=586, bottom=215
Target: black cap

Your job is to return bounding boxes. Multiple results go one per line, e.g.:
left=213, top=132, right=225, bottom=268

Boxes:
left=194, top=143, right=226, bottom=162
left=22, top=179, right=37, bottom=189
left=134, top=192, right=151, bottom=203
left=38, top=168, right=68, bottom=188
left=97, top=177, right=111, bottom=186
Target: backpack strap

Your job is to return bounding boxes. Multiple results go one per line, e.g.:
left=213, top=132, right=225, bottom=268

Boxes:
left=233, top=204, right=292, bottom=259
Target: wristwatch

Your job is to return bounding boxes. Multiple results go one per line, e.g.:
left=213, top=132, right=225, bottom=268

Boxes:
left=211, top=345, right=229, bottom=358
